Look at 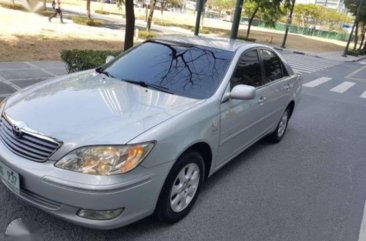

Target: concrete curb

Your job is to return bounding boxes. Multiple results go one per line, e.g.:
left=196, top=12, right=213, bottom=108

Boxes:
left=273, top=47, right=366, bottom=63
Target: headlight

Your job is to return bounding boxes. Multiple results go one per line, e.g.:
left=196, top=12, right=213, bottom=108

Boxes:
left=55, top=142, right=155, bottom=175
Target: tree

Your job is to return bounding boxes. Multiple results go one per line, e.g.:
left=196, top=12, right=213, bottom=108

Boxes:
left=243, top=0, right=289, bottom=38
left=208, top=0, right=235, bottom=12
left=124, top=0, right=135, bottom=50
left=359, top=21, right=366, bottom=50
left=87, top=0, right=91, bottom=19
left=344, top=0, right=366, bottom=51
left=147, top=0, right=157, bottom=32
left=118, top=0, right=135, bottom=50
left=293, top=4, right=322, bottom=27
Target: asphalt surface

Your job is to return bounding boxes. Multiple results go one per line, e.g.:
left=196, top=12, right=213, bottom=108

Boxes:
left=1, top=57, right=366, bottom=241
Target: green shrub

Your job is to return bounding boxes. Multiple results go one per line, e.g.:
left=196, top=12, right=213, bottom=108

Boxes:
left=347, top=49, right=366, bottom=56
left=61, top=50, right=121, bottom=73
left=37, top=9, right=53, bottom=16
left=200, top=28, right=211, bottom=34
left=95, top=9, right=109, bottom=15
left=0, top=2, right=26, bottom=11
left=138, top=30, right=158, bottom=40
left=95, top=9, right=123, bottom=16
left=153, top=19, right=177, bottom=27
left=71, top=16, right=104, bottom=27
left=237, top=36, right=257, bottom=42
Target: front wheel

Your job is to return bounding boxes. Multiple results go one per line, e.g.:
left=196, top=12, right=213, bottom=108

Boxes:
left=155, top=151, right=205, bottom=224
left=267, top=108, right=290, bottom=143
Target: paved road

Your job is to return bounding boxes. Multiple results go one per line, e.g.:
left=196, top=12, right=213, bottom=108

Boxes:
left=282, top=53, right=343, bottom=74
left=0, top=61, right=67, bottom=100
left=1, top=57, right=366, bottom=241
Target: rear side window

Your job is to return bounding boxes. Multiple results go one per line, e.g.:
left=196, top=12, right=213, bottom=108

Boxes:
left=261, top=49, right=284, bottom=83
left=231, top=50, right=262, bottom=88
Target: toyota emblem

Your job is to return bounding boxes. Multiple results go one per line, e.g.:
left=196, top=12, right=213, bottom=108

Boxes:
left=12, top=125, right=24, bottom=139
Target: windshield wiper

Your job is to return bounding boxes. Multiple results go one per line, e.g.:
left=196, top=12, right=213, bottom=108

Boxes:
left=123, top=79, right=175, bottom=94
left=96, top=67, right=114, bottom=78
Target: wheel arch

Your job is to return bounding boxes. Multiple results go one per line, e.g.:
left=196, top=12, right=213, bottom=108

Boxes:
left=287, top=100, right=295, bottom=118
left=179, top=142, right=213, bottom=180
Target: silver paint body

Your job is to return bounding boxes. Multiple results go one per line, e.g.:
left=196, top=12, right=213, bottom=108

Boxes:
left=0, top=36, right=302, bottom=229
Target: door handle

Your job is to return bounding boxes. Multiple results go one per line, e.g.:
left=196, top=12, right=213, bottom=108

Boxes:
left=284, top=84, right=290, bottom=91
left=258, top=96, right=267, bottom=105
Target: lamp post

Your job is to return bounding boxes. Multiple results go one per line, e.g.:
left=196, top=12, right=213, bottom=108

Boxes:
left=194, top=0, right=205, bottom=35
left=281, top=0, right=296, bottom=48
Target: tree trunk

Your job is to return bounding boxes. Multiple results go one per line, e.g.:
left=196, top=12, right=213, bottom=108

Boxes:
left=358, top=23, right=365, bottom=51
left=246, top=5, right=259, bottom=39
left=86, top=0, right=91, bottom=19
left=43, top=0, right=46, bottom=9
left=124, top=0, right=135, bottom=50
left=146, top=0, right=157, bottom=32
left=353, top=20, right=359, bottom=51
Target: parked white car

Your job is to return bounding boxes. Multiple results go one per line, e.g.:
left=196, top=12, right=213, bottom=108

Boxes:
left=0, top=36, right=302, bottom=229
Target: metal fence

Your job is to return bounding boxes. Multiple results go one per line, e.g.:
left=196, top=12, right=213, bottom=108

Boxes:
left=247, top=19, right=349, bottom=41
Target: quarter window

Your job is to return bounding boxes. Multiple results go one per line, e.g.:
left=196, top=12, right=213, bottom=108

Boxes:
left=231, top=50, right=262, bottom=88
left=261, top=49, right=284, bottom=83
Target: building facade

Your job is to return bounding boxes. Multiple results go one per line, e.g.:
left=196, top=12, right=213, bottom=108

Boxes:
left=295, top=0, right=347, bottom=12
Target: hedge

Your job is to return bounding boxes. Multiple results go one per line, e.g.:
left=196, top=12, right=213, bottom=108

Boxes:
left=61, top=50, right=121, bottom=73
left=71, top=16, right=104, bottom=27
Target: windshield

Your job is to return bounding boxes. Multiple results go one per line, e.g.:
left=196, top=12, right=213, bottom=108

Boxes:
left=104, top=41, right=234, bottom=99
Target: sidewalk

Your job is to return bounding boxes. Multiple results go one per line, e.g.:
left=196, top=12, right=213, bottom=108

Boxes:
left=0, top=61, right=67, bottom=100
left=274, top=47, right=366, bottom=62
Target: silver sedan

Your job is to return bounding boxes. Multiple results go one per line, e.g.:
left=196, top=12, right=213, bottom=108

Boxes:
left=0, top=36, right=302, bottom=229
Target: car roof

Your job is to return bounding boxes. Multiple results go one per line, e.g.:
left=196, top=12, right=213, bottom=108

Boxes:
left=153, top=35, right=269, bottom=52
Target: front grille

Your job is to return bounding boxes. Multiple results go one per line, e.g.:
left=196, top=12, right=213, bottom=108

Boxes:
left=0, top=116, right=61, bottom=162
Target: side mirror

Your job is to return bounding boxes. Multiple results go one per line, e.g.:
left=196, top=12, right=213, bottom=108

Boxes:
left=230, top=84, right=256, bottom=100
left=105, top=55, right=115, bottom=64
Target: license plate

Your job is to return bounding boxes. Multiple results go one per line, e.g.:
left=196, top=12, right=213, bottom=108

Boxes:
left=0, top=162, right=20, bottom=193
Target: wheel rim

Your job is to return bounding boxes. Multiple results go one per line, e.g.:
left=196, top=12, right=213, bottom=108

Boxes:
left=170, top=163, right=200, bottom=213
left=277, top=111, right=289, bottom=137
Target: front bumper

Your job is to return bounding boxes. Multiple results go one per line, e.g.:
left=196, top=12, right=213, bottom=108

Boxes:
left=0, top=143, right=172, bottom=230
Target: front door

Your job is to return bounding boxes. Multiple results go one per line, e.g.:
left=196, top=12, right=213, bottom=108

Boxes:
left=218, top=49, right=271, bottom=166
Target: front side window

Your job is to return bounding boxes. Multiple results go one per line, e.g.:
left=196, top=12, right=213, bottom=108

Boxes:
left=104, top=41, right=233, bottom=99
left=261, top=49, right=284, bottom=83
left=230, top=50, right=262, bottom=88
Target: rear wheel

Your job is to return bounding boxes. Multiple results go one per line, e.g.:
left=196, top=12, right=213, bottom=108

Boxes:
left=267, top=108, right=290, bottom=143
left=155, top=151, right=205, bottom=224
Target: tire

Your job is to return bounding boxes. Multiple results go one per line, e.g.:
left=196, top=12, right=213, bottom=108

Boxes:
left=267, top=108, right=290, bottom=143
left=155, top=151, right=205, bottom=224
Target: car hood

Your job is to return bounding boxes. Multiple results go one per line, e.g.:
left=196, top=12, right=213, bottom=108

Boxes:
left=4, top=70, right=202, bottom=146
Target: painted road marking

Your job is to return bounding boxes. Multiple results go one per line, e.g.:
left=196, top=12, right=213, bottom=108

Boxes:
left=358, top=200, right=366, bottom=241
left=346, top=66, right=366, bottom=81
left=361, top=91, right=366, bottom=99
left=0, top=94, right=10, bottom=98
left=303, top=77, right=332, bottom=88
left=0, top=75, right=21, bottom=91
left=25, top=62, right=57, bottom=77
left=330, top=81, right=355, bottom=93
left=284, top=54, right=341, bottom=73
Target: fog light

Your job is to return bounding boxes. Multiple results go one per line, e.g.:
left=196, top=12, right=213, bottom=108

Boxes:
left=77, top=208, right=125, bottom=220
